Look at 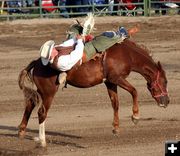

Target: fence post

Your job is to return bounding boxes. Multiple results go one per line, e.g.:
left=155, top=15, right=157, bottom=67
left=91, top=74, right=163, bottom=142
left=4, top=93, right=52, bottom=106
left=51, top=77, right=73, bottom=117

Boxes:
left=148, top=0, right=151, bottom=16
left=0, top=1, right=5, bottom=14
left=144, top=0, right=149, bottom=16
left=39, top=0, right=42, bottom=18
left=92, top=2, right=95, bottom=14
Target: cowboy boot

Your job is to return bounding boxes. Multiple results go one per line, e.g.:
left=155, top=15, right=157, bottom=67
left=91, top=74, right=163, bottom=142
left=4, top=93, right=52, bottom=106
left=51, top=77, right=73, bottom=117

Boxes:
left=116, top=27, right=129, bottom=38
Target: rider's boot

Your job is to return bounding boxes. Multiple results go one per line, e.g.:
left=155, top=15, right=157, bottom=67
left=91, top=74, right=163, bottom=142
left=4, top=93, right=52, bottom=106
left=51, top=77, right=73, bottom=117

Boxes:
left=101, top=26, right=129, bottom=39
left=116, top=26, right=129, bottom=38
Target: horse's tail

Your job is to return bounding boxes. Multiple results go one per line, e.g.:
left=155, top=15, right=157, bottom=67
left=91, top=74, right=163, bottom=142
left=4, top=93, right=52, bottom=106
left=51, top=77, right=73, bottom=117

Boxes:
left=18, top=60, right=41, bottom=107
left=18, top=60, right=36, bottom=90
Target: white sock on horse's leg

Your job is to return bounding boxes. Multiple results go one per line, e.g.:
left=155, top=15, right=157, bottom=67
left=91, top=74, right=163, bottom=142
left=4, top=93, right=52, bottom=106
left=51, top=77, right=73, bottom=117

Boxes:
left=34, top=121, right=46, bottom=147
left=39, top=121, right=46, bottom=147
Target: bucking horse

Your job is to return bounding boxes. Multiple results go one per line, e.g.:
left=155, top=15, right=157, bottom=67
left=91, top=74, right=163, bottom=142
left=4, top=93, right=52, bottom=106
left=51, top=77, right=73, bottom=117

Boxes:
left=18, top=36, right=169, bottom=147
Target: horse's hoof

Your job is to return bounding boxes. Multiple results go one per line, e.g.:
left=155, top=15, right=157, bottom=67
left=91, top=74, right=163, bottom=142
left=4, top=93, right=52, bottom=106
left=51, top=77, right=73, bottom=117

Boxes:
left=34, top=137, right=40, bottom=142
left=34, top=137, right=46, bottom=147
left=112, top=128, right=120, bottom=135
left=131, top=115, right=140, bottom=125
left=40, top=141, right=47, bottom=147
left=36, top=141, right=47, bottom=148
left=18, top=130, right=26, bottom=139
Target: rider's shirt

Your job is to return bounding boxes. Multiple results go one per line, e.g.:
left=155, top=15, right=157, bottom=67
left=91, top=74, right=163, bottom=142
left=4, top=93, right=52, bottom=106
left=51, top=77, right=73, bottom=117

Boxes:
left=57, top=38, right=84, bottom=71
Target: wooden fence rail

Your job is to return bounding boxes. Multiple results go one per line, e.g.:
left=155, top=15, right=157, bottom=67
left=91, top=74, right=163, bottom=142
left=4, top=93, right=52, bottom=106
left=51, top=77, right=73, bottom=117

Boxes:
left=0, top=0, right=179, bottom=20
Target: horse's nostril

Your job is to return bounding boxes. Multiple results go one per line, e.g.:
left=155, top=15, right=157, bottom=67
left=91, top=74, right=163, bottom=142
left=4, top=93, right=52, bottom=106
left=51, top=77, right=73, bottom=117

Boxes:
left=159, top=96, right=170, bottom=106
left=164, top=97, right=170, bottom=106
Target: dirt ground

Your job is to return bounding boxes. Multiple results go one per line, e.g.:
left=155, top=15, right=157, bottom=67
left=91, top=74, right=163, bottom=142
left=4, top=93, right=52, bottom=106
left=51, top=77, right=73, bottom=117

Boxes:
left=0, top=16, right=180, bottom=156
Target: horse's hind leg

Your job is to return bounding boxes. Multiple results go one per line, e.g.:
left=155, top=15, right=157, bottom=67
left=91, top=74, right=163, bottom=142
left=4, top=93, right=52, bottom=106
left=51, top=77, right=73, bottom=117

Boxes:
left=18, top=99, right=36, bottom=138
left=105, top=81, right=120, bottom=134
left=115, top=78, right=139, bottom=124
left=34, top=96, right=54, bottom=147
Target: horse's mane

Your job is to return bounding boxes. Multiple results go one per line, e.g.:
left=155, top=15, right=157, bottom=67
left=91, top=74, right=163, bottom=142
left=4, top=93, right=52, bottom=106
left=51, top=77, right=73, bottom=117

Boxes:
left=124, top=39, right=154, bottom=61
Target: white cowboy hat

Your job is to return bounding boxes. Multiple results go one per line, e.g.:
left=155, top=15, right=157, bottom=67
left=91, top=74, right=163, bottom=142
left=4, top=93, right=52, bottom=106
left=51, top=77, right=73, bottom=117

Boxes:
left=39, top=40, right=55, bottom=66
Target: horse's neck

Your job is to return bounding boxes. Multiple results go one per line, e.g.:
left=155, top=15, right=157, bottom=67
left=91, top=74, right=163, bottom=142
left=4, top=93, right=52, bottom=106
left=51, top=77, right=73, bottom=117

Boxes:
left=145, top=65, right=158, bottom=83
left=124, top=40, right=158, bottom=83
left=131, top=51, right=158, bottom=83
left=136, top=59, right=158, bottom=84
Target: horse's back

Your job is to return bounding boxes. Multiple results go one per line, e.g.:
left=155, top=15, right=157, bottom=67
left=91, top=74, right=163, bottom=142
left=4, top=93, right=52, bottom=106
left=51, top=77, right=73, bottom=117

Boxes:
left=104, top=40, right=133, bottom=77
left=67, top=40, right=134, bottom=86
left=67, top=57, right=104, bottom=88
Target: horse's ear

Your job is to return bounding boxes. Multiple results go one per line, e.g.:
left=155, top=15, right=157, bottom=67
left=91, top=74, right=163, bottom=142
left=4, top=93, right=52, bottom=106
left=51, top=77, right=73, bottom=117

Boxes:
left=157, top=61, right=162, bottom=70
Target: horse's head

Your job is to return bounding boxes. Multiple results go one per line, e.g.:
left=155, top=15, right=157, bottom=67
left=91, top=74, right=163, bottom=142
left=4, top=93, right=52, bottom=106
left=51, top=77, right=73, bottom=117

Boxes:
left=147, top=61, right=170, bottom=108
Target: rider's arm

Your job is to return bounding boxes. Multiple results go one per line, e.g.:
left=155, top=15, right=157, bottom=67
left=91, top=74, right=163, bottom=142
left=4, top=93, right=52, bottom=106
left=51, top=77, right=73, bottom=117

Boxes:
left=58, top=38, right=76, bottom=47
left=68, top=39, right=84, bottom=63
left=57, top=38, right=84, bottom=71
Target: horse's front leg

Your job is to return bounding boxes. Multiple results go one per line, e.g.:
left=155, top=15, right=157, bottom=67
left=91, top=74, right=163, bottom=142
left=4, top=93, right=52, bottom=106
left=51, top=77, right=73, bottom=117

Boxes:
left=116, top=78, right=140, bottom=124
left=105, top=81, right=120, bottom=134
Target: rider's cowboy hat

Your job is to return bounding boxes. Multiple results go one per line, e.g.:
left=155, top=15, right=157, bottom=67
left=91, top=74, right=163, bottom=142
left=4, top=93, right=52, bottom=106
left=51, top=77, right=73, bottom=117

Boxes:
left=39, top=40, right=55, bottom=66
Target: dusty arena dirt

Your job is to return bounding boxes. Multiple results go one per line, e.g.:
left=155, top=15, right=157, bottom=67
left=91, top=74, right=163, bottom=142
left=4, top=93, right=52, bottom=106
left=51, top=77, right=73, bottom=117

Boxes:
left=0, top=16, right=180, bottom=156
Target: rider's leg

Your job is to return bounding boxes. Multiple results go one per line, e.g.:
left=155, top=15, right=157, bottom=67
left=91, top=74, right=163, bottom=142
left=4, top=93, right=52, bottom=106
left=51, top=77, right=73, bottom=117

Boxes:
left=101, top=27, right=129, bottom=39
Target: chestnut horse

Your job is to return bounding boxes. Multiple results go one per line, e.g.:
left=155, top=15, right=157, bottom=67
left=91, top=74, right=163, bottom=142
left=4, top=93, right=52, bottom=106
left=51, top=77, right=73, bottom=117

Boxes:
left=18, top=39, right=169, bottom=147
